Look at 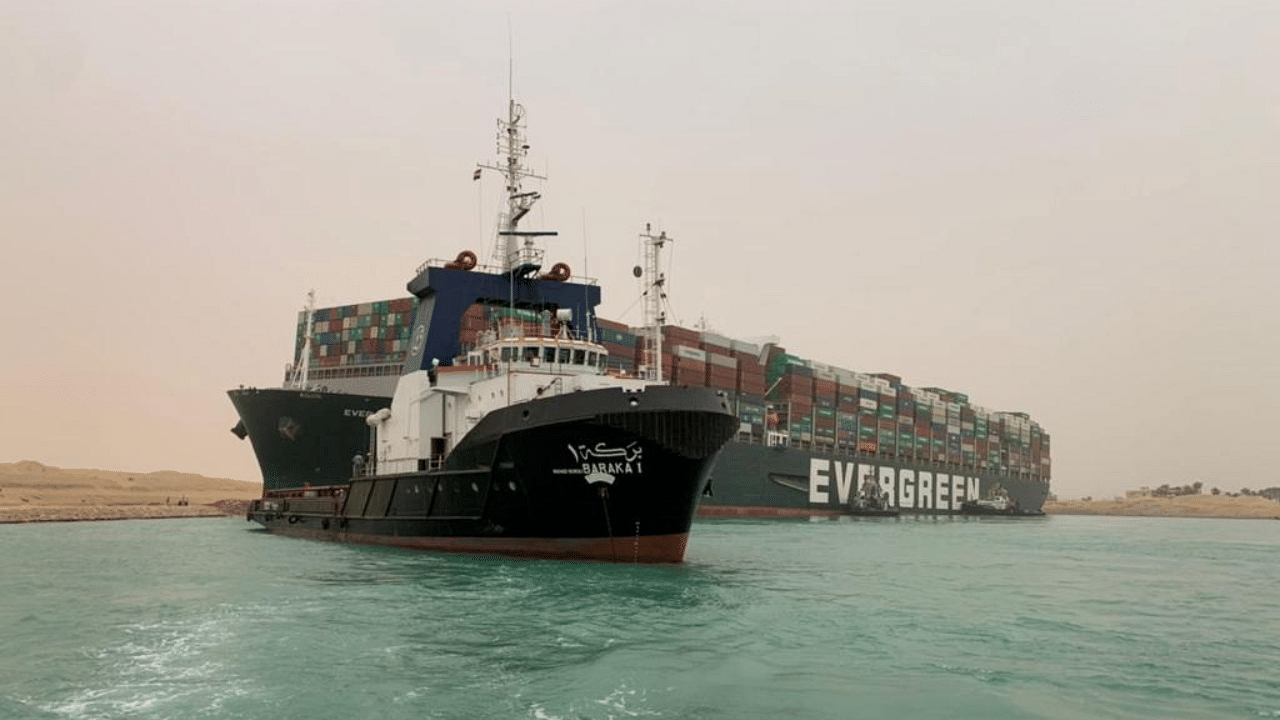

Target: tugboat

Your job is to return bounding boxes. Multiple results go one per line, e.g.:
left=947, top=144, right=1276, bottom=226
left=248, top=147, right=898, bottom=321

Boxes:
left=843, top=472, right=899, bottom=517
left=958, top=487, right=1045, bottom=516
left=243, top=95, right=738, bottom=563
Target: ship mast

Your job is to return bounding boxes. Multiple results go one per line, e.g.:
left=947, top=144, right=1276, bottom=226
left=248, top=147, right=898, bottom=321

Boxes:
left=639, top=224, right=671, bottom=383
left=477, top=88, right=556, bottom=272
left=285, top=290, right=316, bottom=390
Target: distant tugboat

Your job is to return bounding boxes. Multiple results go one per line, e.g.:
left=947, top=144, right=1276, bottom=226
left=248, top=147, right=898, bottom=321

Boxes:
left=240, top=95, right=738, bottom=562
left=843, top=472, right=899, bottom=517
left=959, top=487, right=1045, bottom=516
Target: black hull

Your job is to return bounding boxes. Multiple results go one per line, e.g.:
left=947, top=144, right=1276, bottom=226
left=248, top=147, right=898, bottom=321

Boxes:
left=699, top=440, right=1049, bottom=517
left=229, top=390, right=1049, bottom=518
left=247, top=386, right=739, bottom=563
left=228, top=388, right=386, bottom=491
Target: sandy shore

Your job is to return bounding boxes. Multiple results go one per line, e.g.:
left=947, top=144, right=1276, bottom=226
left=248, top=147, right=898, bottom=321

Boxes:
left=6, top=460, right=1277, bottom=523
left=1046, top=495, right=1280, bottom=519
left=0, top=461, right=261, bottom=524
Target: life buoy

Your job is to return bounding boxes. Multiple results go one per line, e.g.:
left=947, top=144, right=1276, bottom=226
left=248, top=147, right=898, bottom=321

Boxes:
left=539, top=262, right=571, bottom=282
left=444, top=250, right=478, bottom=271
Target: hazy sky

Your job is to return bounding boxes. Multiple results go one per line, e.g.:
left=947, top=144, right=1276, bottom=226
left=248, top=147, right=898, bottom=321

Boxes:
left=3, top=1, right=1276, bottom=499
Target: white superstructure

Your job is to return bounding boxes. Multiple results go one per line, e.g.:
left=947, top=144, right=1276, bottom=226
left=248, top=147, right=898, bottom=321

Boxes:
left=368, top=325, right=655, bottom=475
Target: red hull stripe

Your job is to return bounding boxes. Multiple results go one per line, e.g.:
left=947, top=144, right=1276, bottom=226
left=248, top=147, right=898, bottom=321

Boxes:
left=265, top=526, right=691, bottom=563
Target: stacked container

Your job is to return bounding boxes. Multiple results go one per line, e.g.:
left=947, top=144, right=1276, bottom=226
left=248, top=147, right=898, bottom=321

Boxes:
left=730, top=340, right=769, bottom=397
left=297, top=301, right=1051, bottom=482
left=597, top=318, right=638, bottom=374
left=296, top=297, right=419, bottom=379
left=669, top=344, right=707, bottom=387
left=813, top=373, right=838, bottom=447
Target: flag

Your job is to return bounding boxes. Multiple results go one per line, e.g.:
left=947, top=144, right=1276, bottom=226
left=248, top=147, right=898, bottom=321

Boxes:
left=473, top=168, right=482, bottom=181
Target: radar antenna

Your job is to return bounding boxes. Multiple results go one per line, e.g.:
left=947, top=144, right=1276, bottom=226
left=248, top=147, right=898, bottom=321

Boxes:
left=477, top=73, right=557, bottom=271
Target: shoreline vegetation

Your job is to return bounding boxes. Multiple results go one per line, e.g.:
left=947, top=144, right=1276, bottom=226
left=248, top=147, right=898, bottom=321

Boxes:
left=4, top=461, right=1277, bottom=523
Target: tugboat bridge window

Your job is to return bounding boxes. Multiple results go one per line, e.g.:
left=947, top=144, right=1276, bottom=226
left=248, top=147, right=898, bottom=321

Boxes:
left=558, top=348, right=571, bottom=364
left=543, top=347, right=556, bottom=364
left=573, top=349, right=586, bottom=365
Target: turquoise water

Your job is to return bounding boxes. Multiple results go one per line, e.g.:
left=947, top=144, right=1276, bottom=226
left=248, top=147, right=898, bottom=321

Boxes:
left=2, top=515, right=1278, bottom=719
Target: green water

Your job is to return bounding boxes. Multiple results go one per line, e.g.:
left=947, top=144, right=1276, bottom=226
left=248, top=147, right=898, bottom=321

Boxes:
left=2, top=515, right=1278, bottom=719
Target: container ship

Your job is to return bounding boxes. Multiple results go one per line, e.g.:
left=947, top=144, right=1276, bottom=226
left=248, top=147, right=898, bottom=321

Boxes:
left=234, top=302, right=1051, bottom=517
left=230, top=105, right=1051, bottom=522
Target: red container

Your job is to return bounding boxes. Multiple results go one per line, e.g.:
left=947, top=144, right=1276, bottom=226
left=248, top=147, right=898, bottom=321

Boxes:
left=777, top=375, right=814, bottom=397
left=661, top=325, right=701, bottom=345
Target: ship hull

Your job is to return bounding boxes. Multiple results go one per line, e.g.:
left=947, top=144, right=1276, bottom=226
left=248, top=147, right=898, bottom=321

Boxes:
left=246, top=386, right=739, bottom=563
left=230, top=389, right=1049, bottom=519
left=229, top=388, right=385, bottom=492
left=700, top=440, right=1049, bottom=517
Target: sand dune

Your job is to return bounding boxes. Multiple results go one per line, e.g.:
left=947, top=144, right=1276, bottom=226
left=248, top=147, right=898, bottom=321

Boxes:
left=0, top=461, right=262, bottom=523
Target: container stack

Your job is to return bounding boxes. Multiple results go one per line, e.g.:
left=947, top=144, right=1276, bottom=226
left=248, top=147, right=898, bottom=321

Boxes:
left=730, top=340, right=769, bottom=398
left=295, top=297, right=419, bottom=381
left=835, top=375, right=860, bottom=452
left=672, top=345, right=707, bottom=386
left=876, top=377, right=897, bottom=457
left=597, top=318, right=638, bottom=374
left=295, top=302, right=1051, bottom=483
left=896, top=391, right=917, bottom=459
left=761, top=346, right=815, bottom=440
left=697, top=333, right=739, bottom=394
left=812, top=369, right=838, bottom=448
left=457, top=303, right=489, bottom=349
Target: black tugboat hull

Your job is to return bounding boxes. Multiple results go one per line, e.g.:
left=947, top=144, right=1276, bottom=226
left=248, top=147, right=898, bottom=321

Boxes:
left=248, top=386, right=739, bottom=563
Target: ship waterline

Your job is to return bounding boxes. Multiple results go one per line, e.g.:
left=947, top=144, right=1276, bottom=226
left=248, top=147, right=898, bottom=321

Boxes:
left=230, top=384, right=1048, bottom=518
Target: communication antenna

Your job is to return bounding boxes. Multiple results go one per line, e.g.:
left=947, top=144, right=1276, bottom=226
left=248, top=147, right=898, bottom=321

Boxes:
left=477, top=35, right=557, bottom=271
left=637, top=224, right=672, bottom=382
